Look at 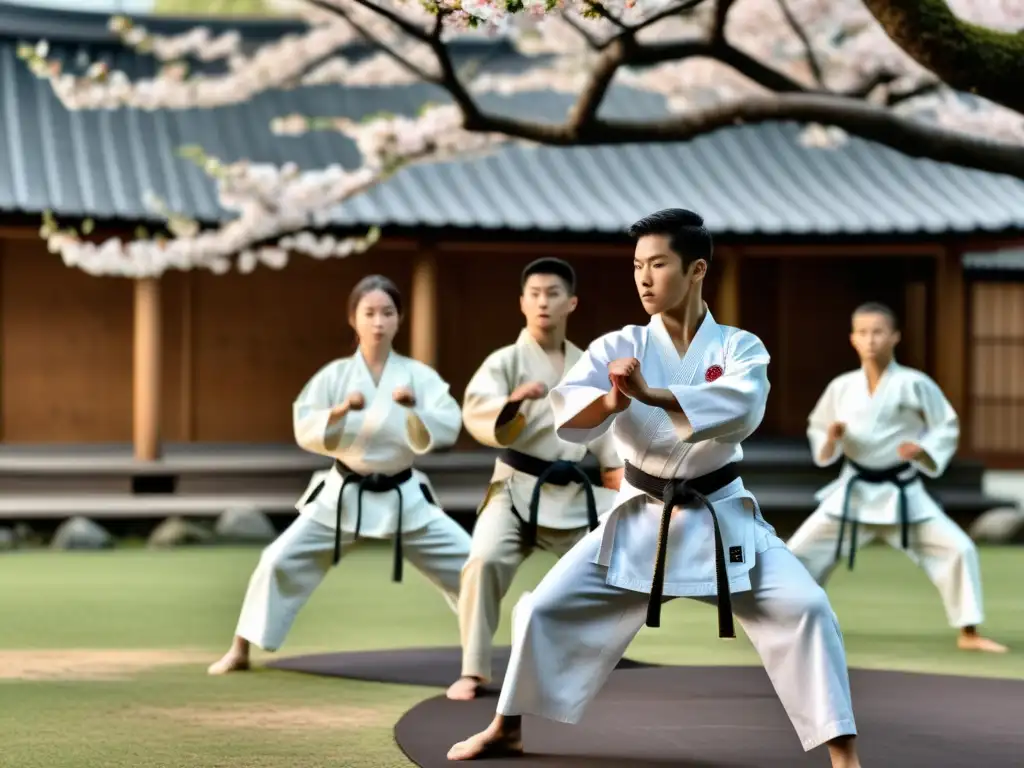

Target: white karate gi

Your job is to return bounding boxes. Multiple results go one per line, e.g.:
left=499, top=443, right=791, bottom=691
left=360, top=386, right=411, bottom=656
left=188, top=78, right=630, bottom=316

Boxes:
left=233, top=350, right=471, bottom=652
left=788, top=361, right=985, bottom=628
left=495, top=310, right=857, bottom=753
left=458, top=330, right=623, bottom=681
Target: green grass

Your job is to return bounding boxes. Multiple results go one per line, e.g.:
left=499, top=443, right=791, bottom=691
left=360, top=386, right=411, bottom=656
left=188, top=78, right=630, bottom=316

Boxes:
left=1, top=543, right=1023, bottom=767
left=153, top=0, right=279, bottom=15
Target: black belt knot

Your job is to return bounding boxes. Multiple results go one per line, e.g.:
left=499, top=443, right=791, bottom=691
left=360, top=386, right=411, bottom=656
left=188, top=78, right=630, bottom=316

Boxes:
left=624, top=461, right=740, bottom=639
left=333, top=459, right=413, bottom=583
left=835, top=459, right=918, bottom=571
left=497, top=449, right=598, bottom=546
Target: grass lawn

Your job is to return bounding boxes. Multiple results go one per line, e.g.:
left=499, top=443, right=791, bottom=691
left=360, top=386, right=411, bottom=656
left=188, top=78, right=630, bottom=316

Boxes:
left=1, top=542, right=1022, bottom=767
left=154, top=0, right=278, bottom=15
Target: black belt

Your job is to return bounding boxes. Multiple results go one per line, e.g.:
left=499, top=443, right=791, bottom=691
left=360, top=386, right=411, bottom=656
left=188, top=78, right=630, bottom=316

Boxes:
left=333, top=460, right=413, bottom=583
left=624, top=460, right=741, bottom=638
left=835, top=459, right=918, bottom=571
left=497, top=448, right=598, bottom=546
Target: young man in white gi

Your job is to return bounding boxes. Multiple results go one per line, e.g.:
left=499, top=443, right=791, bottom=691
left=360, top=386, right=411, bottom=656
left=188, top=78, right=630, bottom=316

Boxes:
left=448, top=258, right=624, bottom=701
left=448, top=208, right=861, bottom=767
left=788, top=301, right=1007, bottom=654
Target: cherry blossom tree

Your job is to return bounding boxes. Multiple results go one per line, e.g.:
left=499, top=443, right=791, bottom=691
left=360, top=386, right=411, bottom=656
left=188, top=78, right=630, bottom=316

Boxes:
left=17, top=0, right=1024, bottom=277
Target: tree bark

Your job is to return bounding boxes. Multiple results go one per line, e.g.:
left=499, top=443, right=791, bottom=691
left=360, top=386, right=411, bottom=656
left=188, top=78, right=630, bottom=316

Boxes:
left=862, top=0, right=1024, bottom=114
left=465, top=93, right=1024, bottom=180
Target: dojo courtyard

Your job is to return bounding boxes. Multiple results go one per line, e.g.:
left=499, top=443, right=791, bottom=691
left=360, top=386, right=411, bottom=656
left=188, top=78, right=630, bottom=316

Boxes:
left=2, top=542, right=1022, bottom=767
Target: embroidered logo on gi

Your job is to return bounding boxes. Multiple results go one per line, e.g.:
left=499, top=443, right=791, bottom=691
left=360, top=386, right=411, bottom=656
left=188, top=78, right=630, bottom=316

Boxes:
left=705, top=365, right=724, bottom=383
left=729, top=546, right=744, bottom=564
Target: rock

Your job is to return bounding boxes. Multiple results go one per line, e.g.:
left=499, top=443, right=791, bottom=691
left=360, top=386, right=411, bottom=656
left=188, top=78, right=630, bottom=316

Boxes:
left=147, top=517, right=215, bottom=549
left=968, top=507, right=1024, bottom=544
left=0, top=527, right=15, bottom=551
left=215, top=506, right=277, bottom=544
left=50, top=517, right=114, bottom=550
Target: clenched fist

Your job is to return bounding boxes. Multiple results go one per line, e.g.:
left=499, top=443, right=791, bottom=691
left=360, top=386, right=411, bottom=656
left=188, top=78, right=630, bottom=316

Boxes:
left=608, top=357, right=649, bottom=402
left=392, top=387, right=416, bottom=407
left=511, top=381, right=548, bottom=402
left=897, top=442, right=922, bottom=461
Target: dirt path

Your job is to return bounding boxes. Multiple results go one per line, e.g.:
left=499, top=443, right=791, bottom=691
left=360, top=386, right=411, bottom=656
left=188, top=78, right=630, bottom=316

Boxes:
left=0, top=649, right=211, bottom=680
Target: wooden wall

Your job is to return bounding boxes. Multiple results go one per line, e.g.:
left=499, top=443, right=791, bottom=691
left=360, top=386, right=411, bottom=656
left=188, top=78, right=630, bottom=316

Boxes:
left=739, top=254, right=934, bottom=437
left=0, top=238, right=134, bottom=442
left=968, top=279, right=1024, bottom=462
left=158, top=248, right=419, bottom=443
left=0, top=232, right=1007, bottom=457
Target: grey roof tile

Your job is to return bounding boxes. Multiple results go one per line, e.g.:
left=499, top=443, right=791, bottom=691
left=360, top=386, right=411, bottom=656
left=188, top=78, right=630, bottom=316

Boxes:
left=1, top=4, right=1023, bottom=237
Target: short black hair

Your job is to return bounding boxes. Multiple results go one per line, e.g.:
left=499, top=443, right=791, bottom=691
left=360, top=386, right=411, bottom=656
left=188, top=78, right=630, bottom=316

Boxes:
left=627, top=208, right=713, bottom=268
left=852, top=301, right=899, bottom=330
left=521, top=257, right=576, bottom=295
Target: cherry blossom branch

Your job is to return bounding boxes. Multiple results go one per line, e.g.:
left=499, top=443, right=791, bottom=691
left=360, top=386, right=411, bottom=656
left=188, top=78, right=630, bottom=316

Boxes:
left=40, top=105, right=508, bottom=277
left=460, top=92, right=1024, bottom=178
left=862, top=0, right=1024, bottom=114
left=772, top=0, right=823, bottom=86
left=16, top=10, right=368, bottom=110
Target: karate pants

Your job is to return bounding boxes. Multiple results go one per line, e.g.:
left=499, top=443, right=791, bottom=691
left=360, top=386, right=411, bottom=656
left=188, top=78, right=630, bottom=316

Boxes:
left=234, top=512, right=471, bottom=652
left=787, top=508, right=985, bottom=628
left=458, top=486, right=587, bottom=681
left=496, top=524, right=857, bottom=752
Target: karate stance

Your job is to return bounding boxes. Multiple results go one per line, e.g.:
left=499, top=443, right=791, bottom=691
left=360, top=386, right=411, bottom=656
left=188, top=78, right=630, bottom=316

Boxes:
left=788, top=302, right=1007, bottom=654
left=448, top=208, right=861, bottom=767
left=447, top=258, right=624, bottom=701
left=208, top=274, right=471, bottom=674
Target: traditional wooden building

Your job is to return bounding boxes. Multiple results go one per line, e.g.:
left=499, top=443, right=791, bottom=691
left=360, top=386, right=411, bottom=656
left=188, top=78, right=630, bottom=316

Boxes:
left=1, top=4, right=1023, bottom=467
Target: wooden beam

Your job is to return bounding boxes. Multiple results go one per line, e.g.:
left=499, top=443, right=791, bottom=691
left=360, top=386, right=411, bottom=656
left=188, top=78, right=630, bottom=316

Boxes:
left=713, top=246, right=740, bottom=327
left=932, top=248, right=966, bottom=418
left=902, top=279, right=928, bottom=371
left=409, top=251, right=438, bottom=366
left=775, top=258, right=795, bottom=433
left=743, top=243, right=941, bottom=258
left=180, top=272, right=194, bottom=442
left=436, top=240, right=631, bottom=258
left=133, top=277, right=162, bottom=461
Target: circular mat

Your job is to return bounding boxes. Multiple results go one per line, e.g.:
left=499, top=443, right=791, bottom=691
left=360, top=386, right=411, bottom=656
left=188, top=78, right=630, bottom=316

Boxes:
left=264, top=645, right=654, bottom=691
left=395, top=665, right=1024, bottom=767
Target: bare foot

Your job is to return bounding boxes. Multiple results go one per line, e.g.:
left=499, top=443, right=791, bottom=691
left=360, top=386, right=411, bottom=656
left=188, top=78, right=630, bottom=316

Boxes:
left=958, top=633, right=1008, bottom=653
left=207, top=651, right=250, bottom=675
left=448, top=717, right=523, bottom=761
left=207, top=636, right=251, bottom=675
left=446, top=676, right=482, bottom=701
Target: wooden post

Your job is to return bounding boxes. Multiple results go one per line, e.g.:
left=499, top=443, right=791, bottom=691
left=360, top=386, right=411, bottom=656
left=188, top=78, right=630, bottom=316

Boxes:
left=714, top=246, right=741, bottom=327
left=410, top=251, right=438, bottom=366
left=133, top=277, right=162, bottom=460
left=932, top=248, right=966, bottom=417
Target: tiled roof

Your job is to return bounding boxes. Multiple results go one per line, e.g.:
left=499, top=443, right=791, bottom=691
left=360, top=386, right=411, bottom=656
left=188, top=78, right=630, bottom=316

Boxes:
left=2, top=3, right=1023, bottom=237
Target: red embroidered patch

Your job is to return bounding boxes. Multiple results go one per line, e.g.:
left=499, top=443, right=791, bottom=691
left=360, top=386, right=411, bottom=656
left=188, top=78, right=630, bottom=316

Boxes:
left=705, top=365, right=724, bottom=382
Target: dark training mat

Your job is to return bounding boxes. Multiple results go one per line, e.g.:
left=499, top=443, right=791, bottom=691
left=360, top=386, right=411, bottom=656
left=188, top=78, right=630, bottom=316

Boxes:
left=264, top=645, right=655, bottom=690
left=396, top=664, right=1024, bottom=767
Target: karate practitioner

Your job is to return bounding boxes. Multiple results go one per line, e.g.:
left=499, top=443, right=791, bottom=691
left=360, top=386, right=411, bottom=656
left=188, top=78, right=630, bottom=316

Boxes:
left=448, top=208, right=861, bottom=767
left=447, top=258, right=624, bottom=701
left=788, top=301, right=1007, bottom=654
left=208, top=274, right=471, bottom=675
